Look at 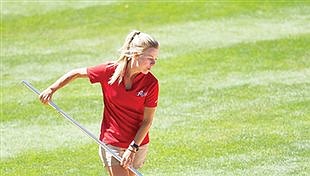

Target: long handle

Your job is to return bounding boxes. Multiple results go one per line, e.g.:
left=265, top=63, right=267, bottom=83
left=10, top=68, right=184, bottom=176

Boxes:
left=22, top=80, right=143, bottom=176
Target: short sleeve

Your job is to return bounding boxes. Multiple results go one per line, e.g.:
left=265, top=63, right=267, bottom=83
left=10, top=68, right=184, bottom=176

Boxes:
left=144, top=81, right=159, bottom=107
left=87, top=63, right=108, bottom=84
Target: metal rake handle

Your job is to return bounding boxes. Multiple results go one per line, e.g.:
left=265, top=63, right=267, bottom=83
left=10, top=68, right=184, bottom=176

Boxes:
left=22, top=80, right=143, bottom=176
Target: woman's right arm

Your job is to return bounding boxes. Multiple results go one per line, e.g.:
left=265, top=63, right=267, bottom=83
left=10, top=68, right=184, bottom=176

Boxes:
left=39, top=68, right=88, bottom=104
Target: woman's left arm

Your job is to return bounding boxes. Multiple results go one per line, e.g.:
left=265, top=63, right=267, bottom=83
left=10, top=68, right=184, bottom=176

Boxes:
left=121, top=107, right=156, bottom=168
left=134, top=107, right=156, bottom=145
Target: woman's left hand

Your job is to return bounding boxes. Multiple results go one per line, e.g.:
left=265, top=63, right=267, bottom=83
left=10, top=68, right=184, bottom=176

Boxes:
left=120, top=147, right=136, bottom=168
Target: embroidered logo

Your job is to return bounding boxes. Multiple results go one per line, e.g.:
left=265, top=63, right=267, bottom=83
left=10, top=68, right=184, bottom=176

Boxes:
left=137, top=90, right=147, bottom=97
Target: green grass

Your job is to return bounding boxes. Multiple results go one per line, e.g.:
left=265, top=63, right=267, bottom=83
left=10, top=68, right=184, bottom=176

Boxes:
left=1, top=1, right=310, bottom=176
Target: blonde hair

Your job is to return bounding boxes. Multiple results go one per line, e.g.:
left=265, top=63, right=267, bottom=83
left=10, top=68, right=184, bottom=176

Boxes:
left=108, top=30, right=159, bottom=85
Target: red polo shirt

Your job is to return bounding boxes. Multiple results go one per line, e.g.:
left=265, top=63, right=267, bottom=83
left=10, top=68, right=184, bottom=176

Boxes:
left=87, top=62, right=159, bottom=148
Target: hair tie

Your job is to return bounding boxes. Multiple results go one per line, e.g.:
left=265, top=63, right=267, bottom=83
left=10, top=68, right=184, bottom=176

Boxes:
left=130, top=31, right=140, bottom=41
left=128, top=31, right=141, bottom=49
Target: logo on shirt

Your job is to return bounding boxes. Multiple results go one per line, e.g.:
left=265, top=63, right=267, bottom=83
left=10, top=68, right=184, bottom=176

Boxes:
left=137, top=90, right=147, bottom=97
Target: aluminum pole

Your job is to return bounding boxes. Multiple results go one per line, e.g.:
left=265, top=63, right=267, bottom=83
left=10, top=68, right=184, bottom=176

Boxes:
left=22, top=80, right=143, bottom=176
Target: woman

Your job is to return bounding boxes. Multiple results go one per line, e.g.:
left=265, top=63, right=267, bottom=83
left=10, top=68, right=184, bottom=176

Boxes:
left=39, top=30, right=160, bottom=176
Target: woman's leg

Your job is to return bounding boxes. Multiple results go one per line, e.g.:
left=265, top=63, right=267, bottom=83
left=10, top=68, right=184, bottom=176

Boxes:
left=99, top=144, right=149, bottom=176
left=106, top=165, right=129, bottom=176
left=99, top=145, right=128, bottom=176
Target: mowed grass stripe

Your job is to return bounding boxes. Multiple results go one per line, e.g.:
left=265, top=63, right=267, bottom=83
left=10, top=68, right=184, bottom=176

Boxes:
left=3, top=5, right=310, bottom=60
left=0, top=121, right=100, bottom=159
left=3, top=2, right=303, bottom=34
left=2, top=1, right=115, bottom=17
left=155, top=9, right=310, bottom=59
left=1, top=143, right=103, bottom=176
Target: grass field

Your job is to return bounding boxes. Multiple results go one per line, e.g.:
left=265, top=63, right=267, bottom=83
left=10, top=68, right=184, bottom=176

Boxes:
left=1, top=1, right=310, bottom=176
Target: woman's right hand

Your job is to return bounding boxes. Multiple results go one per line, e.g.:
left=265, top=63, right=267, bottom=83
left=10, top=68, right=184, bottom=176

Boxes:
left=39, top=88, right=54, bottom=104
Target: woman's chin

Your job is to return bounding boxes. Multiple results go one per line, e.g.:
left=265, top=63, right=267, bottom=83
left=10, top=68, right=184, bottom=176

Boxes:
left=142, top=70, right=149, bottom=74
